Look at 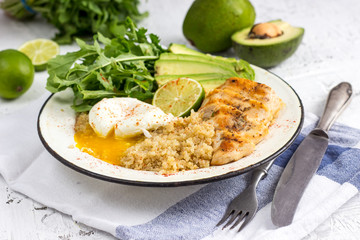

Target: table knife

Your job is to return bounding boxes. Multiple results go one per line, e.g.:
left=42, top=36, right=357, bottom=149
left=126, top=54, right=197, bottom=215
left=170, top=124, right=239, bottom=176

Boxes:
left=271, top=82, right=353, bottom=227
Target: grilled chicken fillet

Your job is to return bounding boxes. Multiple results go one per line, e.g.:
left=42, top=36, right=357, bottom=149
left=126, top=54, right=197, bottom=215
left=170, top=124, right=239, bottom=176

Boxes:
left=199, top=77, right=284, bottom=165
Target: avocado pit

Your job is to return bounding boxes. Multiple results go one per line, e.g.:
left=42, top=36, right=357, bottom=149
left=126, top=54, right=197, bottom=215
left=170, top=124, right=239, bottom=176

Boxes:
left=248, top=22, right=283, bottom=39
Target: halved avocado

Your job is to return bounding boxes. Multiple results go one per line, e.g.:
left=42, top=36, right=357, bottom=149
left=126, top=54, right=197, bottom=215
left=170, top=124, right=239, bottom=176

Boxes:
left=231, top=20, right=304, bottom=68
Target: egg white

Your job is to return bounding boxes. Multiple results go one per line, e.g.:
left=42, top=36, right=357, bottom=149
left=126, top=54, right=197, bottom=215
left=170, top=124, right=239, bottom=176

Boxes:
left=89, top=98, right=174, bottom=138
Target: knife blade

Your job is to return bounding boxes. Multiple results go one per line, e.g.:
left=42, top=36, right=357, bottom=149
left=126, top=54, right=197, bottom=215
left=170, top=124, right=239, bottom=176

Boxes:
left=271, top=82, right=353, bottom=227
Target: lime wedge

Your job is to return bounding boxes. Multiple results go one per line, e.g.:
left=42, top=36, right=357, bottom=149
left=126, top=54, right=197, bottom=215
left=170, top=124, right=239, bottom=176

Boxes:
left=18, top=39, right=59, bottom=72
left=153, top=78, right=205, bottom=117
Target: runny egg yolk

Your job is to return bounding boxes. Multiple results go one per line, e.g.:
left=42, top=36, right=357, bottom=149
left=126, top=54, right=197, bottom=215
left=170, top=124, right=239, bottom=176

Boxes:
left=74, top=123, right=142, bottom=165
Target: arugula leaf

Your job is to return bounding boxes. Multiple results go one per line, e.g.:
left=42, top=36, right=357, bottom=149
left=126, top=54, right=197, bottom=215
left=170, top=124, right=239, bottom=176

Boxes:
left=47, top=49, right=93, bottom=79
left=46, top=17, right=166, bottom=112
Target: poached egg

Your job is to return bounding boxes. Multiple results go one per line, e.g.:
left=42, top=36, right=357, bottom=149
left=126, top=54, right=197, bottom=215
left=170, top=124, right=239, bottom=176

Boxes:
left=74, top=98, right=175, bottom=165
left=89, top=98, right=175, bottom=138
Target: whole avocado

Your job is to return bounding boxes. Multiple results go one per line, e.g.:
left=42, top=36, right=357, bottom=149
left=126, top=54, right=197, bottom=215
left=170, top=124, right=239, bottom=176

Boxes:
left=183, top=0, right=256, bottom=53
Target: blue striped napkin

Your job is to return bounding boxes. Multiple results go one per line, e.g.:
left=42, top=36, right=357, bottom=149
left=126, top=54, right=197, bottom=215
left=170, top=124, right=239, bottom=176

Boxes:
left=115, top=113, right=360, bottom=240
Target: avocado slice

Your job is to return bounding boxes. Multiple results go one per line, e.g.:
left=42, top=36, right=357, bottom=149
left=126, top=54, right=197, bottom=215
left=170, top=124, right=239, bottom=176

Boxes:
left=167, top=45, right=255, bottom=79
left=231, top=20, right=304, bottom=68
left=155, top=73, right=230, bottom=85
left=154, top=59, right=239, bottom=92
left=155, top=75, right=230, bottom=93
left=169, top=44, right=238, bottom=63
left=160, top=53, right=238, bottom=73
left=155, top=59, right=238, bottom=76
left=198, top=79, right=231, bottom=92
left=168, top=43, right=204, bottom=56
left=155, top=45, right=256, bottom=91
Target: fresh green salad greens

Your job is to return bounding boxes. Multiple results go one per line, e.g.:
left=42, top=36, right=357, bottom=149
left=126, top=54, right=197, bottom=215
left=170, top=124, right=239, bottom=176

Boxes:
left=46, top=17, right=256, bottom=113
left=0, top=0, right=147, bottom=44
left=46, top=18, right=166, bottom=112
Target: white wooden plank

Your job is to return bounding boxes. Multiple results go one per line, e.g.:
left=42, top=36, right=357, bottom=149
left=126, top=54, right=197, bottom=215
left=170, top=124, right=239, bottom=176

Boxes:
left=0, top=177, right=115, bottom=240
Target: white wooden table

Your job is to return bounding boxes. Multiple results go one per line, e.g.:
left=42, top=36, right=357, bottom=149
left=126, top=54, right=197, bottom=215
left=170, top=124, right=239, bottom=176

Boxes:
left=1, top=0, right=360, bottom=239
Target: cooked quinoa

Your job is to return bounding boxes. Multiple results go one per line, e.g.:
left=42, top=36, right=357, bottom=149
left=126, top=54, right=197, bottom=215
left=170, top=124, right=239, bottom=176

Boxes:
left=118, top=113, right=215, bottom=173
left=75, top=112, right=89, bottom=133
left=75, top=112, right=215, bottom=173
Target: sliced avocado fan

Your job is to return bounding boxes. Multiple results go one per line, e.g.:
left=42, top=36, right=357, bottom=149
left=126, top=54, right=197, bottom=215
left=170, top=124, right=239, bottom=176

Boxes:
left=155, top=44, right=255, bottom=92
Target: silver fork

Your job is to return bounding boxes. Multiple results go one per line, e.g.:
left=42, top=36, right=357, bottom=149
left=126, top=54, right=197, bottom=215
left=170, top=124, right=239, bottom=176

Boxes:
left=216, top=159, right=275, bottom=232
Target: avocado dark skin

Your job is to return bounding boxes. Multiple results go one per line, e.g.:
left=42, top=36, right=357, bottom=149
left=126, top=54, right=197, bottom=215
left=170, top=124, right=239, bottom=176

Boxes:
left=233, top=38, right=302, bottom=68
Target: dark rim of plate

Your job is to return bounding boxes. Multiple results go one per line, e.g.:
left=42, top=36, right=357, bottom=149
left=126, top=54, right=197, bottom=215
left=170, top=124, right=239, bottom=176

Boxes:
left=37, top=69, right=304, bottom=187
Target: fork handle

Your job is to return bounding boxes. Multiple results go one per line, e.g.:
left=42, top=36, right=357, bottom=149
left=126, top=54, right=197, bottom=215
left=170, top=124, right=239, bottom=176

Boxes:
left=249, top=160, right=275, bottom=188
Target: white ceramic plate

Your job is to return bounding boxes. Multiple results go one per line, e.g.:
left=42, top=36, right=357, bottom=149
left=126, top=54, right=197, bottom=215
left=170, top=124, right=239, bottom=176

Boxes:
left=38, top=66, right=304, bottom=187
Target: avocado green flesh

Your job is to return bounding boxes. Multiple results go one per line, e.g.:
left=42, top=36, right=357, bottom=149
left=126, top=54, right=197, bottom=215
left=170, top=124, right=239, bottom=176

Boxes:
left=155, top=73, right=230, bottom=85
left=155, top=75, right=227, bottom=92
left=156, top=44, right=255, bottom=91
left=232, top=20, right=304, bottom=68
left=169, top=43, right=243, bottom=64
left=155, top=60, right=238, bottom=76
left=168, top=44, right=204, bottom=56
left=154, top=59, right=238, bottom=92
left=160, top=53, right=238, bottom=73
left=166, top=48, right=255, bottom=78
left=198, top=79, right=229, bottom=92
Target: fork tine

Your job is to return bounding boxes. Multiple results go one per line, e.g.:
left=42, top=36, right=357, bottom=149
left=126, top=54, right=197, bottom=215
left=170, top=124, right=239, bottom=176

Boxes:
left=216, top=160, right=274, bottom=233
left=229, top=211, right=246, bottom=230
left=216, top=209, right=234, bottom=227
left=222, top=211, right=240, bottom=229
left=238, top=212, right=255, bottom=232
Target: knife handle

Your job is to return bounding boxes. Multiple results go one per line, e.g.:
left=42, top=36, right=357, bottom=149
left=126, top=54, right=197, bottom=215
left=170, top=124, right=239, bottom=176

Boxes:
left=316, top=82, right=352, bottom=132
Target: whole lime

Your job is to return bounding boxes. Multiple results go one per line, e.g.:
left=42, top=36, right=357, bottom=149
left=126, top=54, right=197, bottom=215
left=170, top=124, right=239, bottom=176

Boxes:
left=0, top=49, right=34, bottom=99
left=183, top=0, right=256, bottom=53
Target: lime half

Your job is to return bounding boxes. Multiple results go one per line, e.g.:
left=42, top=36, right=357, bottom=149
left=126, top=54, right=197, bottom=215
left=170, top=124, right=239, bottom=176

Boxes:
left=153, top=78, right=205, bottom=117
left=18, top=39, right=59, bottom=72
